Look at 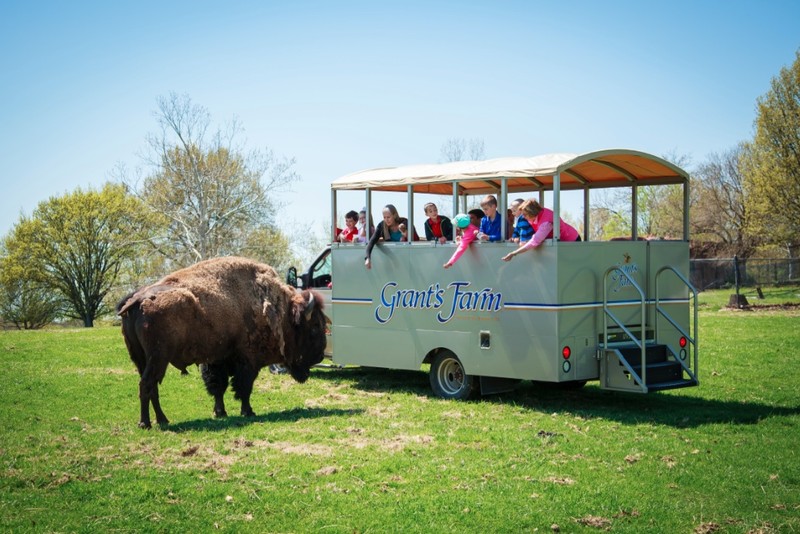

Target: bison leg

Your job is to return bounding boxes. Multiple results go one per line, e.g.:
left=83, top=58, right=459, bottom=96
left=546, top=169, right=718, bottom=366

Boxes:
left=138, top=381, right=152, bottom=429
left=200, top=363, right=230, bottom=418
left=231, top=362, right=258, bottom=417
left=139, top=357, right=171, bottom=429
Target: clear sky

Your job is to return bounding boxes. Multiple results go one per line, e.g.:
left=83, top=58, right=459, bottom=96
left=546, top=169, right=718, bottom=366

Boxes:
left=1, top=1, right=798, bottom=260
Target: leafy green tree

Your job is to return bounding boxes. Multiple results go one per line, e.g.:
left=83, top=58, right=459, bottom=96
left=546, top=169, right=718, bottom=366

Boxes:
left=0, top=231, right=63, bottom=329
left=124, top=93, right=298, bottom=267
left=744, top=50, right=800, bottom=260
left=4, top=184, right=147, bottom=327
left=237, top=224, right=299, bottom=273
left=590, top=152, right=690, bottom=240
left=0, top=279, right=63, bottom=329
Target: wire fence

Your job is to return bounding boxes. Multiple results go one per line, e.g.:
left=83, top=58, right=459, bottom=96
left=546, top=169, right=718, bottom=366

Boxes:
left=690, top=257, right=800, bottom=290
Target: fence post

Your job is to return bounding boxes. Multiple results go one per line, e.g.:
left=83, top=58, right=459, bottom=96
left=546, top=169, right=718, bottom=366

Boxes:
left=727, top=255, right=749, bottom=308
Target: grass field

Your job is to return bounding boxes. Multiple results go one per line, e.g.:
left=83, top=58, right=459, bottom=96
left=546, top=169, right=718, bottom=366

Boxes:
left=1, top=287, right=798, bottom=533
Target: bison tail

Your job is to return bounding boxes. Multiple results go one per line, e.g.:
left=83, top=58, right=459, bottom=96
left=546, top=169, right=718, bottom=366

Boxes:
left=116, top=291, right=139, bottom=316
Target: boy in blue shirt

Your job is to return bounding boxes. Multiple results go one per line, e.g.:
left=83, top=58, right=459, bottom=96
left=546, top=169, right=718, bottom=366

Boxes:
left=510, top=198, right=533, bottom=243
left=477, top=195, right=503, bottom=242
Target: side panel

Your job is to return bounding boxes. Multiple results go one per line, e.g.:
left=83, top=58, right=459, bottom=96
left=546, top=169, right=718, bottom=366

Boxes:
left=327, top=238, right=691, bottom=383
left=331, top=241, right=563, bottom=380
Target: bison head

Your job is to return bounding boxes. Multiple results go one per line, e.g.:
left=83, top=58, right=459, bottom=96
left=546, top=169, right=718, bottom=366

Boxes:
left=285, top=289, right=327, bottom=383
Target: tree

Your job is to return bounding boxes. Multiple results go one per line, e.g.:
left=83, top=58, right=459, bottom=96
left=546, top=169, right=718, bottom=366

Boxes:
left=692, top=145, right=753, bottom=256
left=589, top=152, right=690, bottom=240
left=438, top=137, right=487, bottom=212
left=440, top=137, right=486, bottom=162
left=3, top=184, right=147, bottom=327
left=0, top=279, right=63, bottom=329
left=127, top=93, right=299, bottom=267
left=744, top=50, right=800, bottom=260
left=238, top=224, right=299, bottom=273
left=0, top=232, right=63, bottom=329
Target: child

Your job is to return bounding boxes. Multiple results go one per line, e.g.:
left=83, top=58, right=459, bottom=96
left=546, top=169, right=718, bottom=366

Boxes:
left=356, top=208, right=373, bottom=243
left=501, top=199, right=581, bottom=261
left=468, top=208, right=484, bottom=229
left=510, top=198, right=533, bottom=243
left=444, top=213, right=479, bottom=269
left=477, top=194, right=502, bottom=242
left=337, top=210, right=359, bottom=242
left=423, top=202, right=453, bottom=244
left=365, top=204, right=419, bottom=269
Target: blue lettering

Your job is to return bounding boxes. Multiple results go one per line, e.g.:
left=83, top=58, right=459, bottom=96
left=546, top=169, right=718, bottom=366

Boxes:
left=375, top=282, right=398, bottom=324
left=375, top=280, right=503, bottom=325
left=610, top=263, right=639, bottom=293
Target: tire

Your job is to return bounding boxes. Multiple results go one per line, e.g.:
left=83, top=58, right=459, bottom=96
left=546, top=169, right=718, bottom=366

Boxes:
left=429, top=351, right=478, bottom=400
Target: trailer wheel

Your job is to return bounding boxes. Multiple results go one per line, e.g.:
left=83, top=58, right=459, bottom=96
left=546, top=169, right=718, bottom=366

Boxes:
left=430, top=351, right=478, bottom=400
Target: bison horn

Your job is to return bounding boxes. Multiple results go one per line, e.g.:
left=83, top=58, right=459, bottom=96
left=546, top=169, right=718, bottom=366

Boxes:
left=304, top=291, right=316, bottom=320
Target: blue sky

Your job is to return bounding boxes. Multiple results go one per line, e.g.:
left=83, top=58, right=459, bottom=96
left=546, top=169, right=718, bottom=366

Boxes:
left=1, top=1, right=798, bottom=258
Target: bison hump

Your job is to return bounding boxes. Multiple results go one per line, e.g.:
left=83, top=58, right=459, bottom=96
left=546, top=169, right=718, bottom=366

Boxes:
left=117, top=283, right=194, bottom=316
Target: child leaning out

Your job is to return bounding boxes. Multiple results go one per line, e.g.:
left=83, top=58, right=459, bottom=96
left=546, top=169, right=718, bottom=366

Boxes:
left=444, top=213, right=479, bottom=269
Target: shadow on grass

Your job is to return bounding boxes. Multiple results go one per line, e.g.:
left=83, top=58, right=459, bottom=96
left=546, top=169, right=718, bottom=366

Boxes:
left=165, top=406, right=365, bottom=433
left=310, top=366, right=800, bottom=429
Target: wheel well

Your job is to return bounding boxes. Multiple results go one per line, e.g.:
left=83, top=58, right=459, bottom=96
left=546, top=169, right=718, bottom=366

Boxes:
left=422, top=347, right=452, bottom=366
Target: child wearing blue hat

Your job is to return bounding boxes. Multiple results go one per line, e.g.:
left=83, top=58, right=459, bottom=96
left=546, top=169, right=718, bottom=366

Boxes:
left=443, top=213, right=479, bottom=269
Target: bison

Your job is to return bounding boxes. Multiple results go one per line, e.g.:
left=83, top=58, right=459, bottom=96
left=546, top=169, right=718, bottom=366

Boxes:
left=116, top=257, right=327, bottom=428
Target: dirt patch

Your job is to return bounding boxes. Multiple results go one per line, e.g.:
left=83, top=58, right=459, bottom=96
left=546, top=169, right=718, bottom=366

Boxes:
left=265, top=441, right=334, bottom=456
left=337, top=433, right=435, bottom=453
left=576, top=515, right=612, bottom=529
left=723, top=302, right=800, bottom=314
left=693, top=522, right=721, bottom=534
left=379, top=434, right=434, bottom=452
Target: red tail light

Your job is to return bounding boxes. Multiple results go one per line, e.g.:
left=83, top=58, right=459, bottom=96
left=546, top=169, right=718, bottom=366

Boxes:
left=679, top=336, right=687, bottom=348
left=562, top=346, right=571, bottom=359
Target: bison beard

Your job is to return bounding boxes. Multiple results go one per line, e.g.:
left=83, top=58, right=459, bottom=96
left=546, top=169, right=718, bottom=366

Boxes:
left=116, top=257, right=327, bottom=429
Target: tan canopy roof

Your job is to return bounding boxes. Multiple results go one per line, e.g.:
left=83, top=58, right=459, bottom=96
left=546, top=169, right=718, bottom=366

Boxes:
left=331, top=149, right=689, bottom=195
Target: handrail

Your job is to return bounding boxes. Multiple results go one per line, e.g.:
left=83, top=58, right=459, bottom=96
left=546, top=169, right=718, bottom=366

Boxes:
left=603, top=266, right=647, bottom=390
left=655, top=266, right=699, bottom=385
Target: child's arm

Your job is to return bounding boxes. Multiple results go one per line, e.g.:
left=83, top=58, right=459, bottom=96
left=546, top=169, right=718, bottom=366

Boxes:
left=444, top=227, right=478, bottom=268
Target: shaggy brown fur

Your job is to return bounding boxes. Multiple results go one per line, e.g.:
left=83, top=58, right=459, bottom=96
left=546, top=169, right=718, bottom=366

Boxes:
left=116, top=257, right=327, bottom=429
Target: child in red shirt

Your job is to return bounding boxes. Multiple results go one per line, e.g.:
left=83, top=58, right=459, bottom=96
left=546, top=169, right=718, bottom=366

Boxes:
left=338, top=210, right=359, bottom=242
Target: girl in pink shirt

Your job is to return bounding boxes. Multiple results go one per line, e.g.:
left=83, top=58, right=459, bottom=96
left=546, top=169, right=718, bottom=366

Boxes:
left=501, top=199, right=580, bottom=262
left=444, top=213, right=479, bottom=268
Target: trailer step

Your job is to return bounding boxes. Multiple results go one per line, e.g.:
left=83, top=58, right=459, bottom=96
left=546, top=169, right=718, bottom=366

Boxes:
left=616, top=343, right=668, bottom=365
left=601, top=343, right=698, bottom=393
left=627, top=360, right=684, bottom=384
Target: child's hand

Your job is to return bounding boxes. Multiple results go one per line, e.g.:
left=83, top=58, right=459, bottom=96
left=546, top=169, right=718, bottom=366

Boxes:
left=443, top=262, right=452, bottom=269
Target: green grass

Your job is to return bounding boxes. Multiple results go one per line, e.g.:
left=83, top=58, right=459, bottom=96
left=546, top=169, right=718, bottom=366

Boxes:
left=1, top=289, right=798, bottom=533
left=698, top=284, right=800, bottom=311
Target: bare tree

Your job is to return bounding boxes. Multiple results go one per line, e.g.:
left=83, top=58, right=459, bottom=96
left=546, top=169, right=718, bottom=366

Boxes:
left=693, top=145, right=754, bottom=256
left=440, top=137, right=486, bottom=162
left=127, top=93, right=298, bottom=266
